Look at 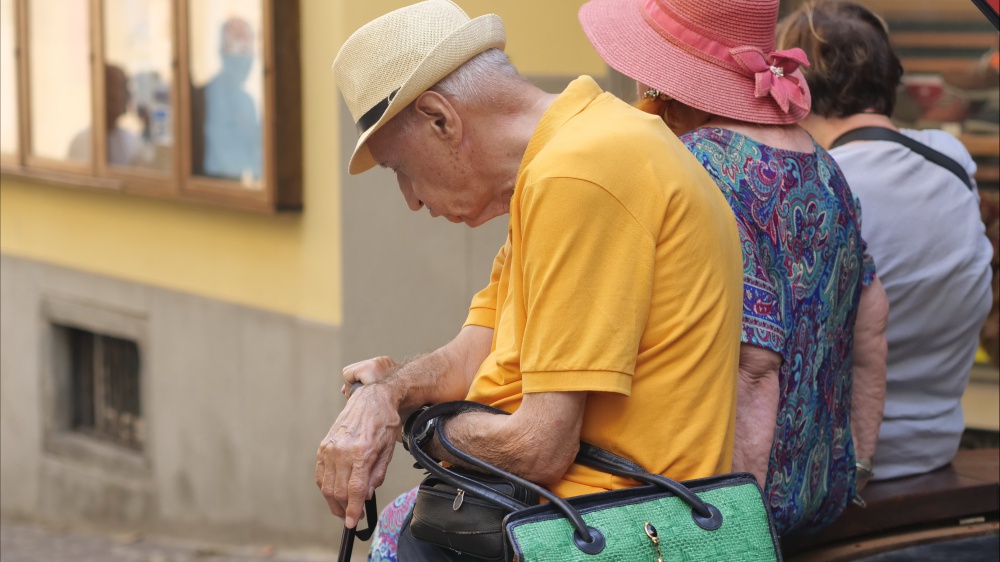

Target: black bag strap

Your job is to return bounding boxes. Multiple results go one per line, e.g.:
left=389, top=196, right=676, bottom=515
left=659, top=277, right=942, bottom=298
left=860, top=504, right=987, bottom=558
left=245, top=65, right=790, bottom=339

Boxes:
left=830, top=126, right=974, bottom=190
left=406, top=401, right=722, bottom=554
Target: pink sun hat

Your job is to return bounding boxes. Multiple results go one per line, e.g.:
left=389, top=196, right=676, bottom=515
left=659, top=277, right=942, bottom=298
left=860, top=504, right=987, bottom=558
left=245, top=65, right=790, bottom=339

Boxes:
left=579, top=0, right=812, bottom=125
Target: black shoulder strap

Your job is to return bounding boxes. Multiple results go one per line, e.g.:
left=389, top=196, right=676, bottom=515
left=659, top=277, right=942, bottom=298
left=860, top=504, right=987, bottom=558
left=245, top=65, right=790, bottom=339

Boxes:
left=830, top=126, right=974, bottom=190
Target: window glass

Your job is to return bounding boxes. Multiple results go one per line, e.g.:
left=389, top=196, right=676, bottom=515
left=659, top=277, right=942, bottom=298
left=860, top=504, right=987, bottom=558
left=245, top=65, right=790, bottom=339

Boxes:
left=0, top=0, right=17, bottom=155
left=29, top=0, right=92, bottom=163
left=103, top=0, right=174, bottom=172
left=188, top=0, right=264, bottom=189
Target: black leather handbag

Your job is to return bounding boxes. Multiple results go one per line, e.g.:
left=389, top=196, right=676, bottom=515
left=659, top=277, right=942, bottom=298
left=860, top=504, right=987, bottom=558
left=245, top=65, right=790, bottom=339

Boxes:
left=405, top=402, right=539, bottom=561
left=409, top=466, right=539, bottom=561
left=403, top=401, right=784, bottom=562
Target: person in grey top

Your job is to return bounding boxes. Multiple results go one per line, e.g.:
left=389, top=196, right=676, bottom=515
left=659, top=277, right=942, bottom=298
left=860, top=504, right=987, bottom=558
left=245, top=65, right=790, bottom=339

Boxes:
left=778, top=0, right=993, bottom=481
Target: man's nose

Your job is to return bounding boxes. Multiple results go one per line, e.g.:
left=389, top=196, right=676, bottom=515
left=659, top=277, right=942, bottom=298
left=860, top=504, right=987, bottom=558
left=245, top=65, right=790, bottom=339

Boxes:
left=397, top=178, right=424, bottom=211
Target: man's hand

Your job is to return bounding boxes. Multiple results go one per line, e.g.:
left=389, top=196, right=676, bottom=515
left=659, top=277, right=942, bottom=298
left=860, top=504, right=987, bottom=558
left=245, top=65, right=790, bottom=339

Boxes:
left=315, top=383, right=401, bottom=529
left=341, top=356, right=399, bottom=396
left=315, top=326, right=493, bottom=527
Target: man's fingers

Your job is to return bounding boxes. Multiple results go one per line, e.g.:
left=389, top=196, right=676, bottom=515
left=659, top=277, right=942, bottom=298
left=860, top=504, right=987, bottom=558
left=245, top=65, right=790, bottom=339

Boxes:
left=341, top=359, right=373, bottom=385
left=344, top=465, right=372, bottom=530
left=320, top=454, right=348, bottom=518
left=314, top=455, right=324, bottom=489
left=317, top=434, right=351, bottom=518
left=326, top=496, right=346, bottom=519
left=369, top=448, right=393, bottom=491
left=342, top=356, right=397, bottom=387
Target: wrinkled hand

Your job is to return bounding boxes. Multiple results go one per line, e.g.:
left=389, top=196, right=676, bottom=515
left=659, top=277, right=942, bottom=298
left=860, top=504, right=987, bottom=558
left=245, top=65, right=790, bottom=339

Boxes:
left=341, top=356, right=398, bottom=396
left=316, top=384, right=401, bottom=528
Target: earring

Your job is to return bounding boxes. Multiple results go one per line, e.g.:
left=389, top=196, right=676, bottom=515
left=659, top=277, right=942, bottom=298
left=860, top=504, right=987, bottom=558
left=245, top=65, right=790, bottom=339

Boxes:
left=643, top=89, right=667, bottom=100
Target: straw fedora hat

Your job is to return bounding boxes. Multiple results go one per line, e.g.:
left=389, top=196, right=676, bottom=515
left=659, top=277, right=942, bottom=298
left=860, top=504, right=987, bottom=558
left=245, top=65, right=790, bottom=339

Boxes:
left=579, top=0, right=811, bottom=125
left=333, top=0, right=506, bottom=175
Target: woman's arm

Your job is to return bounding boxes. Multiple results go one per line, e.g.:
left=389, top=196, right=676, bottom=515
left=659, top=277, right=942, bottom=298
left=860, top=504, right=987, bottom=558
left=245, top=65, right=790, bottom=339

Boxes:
left=851, top=277, right=889, bottom=487
left=732, top=343, right=782, bottom=486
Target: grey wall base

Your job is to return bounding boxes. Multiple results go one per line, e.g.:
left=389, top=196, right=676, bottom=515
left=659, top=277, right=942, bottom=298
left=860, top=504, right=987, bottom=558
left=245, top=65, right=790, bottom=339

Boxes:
left=0, top=255, right=424, bottom=548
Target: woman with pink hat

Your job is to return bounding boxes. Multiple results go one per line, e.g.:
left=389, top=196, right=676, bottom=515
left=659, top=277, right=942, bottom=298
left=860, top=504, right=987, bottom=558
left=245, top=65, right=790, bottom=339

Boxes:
left=580, top=0, right=890, bottom=537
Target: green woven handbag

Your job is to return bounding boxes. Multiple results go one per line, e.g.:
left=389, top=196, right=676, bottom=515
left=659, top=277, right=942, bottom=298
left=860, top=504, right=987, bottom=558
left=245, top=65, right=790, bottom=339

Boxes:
left=407, top=402, right=783, bottom=562
left=503, top=470, right=780, bottom=562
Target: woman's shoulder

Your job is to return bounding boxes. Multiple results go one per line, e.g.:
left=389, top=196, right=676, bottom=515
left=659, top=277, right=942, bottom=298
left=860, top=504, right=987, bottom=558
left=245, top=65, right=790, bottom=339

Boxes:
left=680, top=127, right=765, bottom=162
left=683, top=125, right=817, bottom=156
left=679, top=126, right=730, bottom=150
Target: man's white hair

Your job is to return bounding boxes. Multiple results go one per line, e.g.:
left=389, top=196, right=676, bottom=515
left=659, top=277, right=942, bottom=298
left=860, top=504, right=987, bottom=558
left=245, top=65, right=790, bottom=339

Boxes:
left=384, top=49, right=523, bottom=137
left=430, top=48, right=522, bottom=105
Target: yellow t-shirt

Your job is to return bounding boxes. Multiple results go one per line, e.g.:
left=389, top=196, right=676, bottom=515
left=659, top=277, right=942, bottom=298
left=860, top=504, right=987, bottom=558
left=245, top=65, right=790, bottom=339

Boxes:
left=465, top=77, right=743, bottom=498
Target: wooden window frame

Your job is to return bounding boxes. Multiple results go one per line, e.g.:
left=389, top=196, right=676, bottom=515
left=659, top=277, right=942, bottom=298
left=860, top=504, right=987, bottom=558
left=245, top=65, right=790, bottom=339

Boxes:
left=0, top=0, right=302, bottom=213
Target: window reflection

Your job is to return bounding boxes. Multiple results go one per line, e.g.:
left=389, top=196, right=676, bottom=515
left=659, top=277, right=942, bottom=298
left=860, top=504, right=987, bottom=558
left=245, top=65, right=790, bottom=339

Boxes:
left=103, top=0, right=175, bottom=172
left=189, top=2, right=263, bottom=188
left=29, top=0, right=91, bottom=163
left=67, top=65, right=145, bottom=166
left=0, top=0, right=17, bottom=156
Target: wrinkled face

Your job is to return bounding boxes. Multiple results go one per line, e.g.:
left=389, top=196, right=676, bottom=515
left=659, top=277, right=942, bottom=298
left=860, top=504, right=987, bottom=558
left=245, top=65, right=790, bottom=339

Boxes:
left=366, top=97, right=509, bottom=228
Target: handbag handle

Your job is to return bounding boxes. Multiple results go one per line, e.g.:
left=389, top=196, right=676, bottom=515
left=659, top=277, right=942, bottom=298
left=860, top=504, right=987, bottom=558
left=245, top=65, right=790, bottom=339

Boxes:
left=406, top=406, right=533, bottom=513
left=407, top=401, right=723, bottom=555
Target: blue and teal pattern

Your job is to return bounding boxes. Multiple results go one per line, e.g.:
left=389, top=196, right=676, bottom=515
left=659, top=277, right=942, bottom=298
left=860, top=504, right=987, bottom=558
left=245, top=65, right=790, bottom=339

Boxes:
left=366, top=487, right=418, bottom=562
left=682, top=127, right=875, bottom=537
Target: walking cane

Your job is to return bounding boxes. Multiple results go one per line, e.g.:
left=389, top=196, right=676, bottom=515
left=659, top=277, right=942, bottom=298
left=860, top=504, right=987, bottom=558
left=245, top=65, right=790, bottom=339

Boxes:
left=337, top=494, right=378, bottom=562
left=336, top=382, right=378, bottom=561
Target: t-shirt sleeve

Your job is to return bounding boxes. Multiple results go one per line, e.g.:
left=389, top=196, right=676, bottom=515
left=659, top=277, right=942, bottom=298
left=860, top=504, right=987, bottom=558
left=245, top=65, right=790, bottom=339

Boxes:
left=463, top=239, right=508, bottom=329
left=852, top=193, right=877, bottom=287
left=517, top=178, right=655, bottom=396
left=736, top=214, right=786, bottom=353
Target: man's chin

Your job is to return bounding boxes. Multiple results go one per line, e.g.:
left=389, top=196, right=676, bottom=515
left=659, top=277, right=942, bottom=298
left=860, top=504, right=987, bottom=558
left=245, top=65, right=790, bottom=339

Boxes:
left=462, top=210, right=510, bottom=228
left=462, top=215, right=490, bottom=228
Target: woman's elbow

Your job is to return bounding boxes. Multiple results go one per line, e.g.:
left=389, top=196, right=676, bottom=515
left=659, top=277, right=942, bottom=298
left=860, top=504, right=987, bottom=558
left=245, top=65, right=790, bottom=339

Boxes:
left=738, top=344, right=782, bottom=383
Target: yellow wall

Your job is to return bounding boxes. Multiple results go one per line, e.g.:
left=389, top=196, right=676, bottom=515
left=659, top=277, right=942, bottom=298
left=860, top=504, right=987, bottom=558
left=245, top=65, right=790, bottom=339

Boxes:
left=0, top=0, right=343, bottom=325
left=341, top=1, right=609, bottom=78
left=0, top=0, right=605, bottom=325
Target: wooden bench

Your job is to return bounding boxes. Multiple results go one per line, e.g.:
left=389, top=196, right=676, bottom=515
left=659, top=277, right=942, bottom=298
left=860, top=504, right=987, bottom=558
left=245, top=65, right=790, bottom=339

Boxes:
left=782, top=448, right=1000, bottom=561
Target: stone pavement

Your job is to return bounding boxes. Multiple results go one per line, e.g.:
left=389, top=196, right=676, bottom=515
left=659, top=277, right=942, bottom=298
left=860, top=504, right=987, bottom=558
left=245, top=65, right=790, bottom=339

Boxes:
left=0, top=521, right=372, bottom=562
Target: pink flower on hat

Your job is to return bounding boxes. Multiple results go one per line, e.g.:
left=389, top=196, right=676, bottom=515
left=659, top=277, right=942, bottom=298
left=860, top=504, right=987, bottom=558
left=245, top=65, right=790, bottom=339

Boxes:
left=731, top=47, right=811, bottom=114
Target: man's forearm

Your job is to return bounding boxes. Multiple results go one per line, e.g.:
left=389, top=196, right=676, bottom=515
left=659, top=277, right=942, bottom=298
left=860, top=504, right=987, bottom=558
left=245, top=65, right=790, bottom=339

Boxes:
left=851, top=279, right=888, bottom=463
left=429, top=391, right=587, bottom=487
left=380, top=325, right=493, bottom=416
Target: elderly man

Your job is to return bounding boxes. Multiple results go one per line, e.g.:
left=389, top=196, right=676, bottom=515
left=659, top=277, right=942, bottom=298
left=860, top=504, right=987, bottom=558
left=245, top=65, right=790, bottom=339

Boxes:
left=316, top=0, right=744, bottom=554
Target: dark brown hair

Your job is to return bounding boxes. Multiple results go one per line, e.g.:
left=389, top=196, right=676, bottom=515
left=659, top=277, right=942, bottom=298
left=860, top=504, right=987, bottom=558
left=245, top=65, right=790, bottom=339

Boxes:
left=776, top=0, right=904, bottom=118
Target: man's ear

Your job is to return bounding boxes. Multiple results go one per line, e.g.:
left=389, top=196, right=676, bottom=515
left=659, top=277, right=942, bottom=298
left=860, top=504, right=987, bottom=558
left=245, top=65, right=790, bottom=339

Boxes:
left=412, top=91, right=463, bottom=147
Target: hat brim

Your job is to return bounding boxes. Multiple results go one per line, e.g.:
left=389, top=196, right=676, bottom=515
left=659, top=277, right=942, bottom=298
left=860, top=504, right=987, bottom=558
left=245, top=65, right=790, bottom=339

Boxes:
left=347, top=14, right=506, bottom=175
left=579, top=0, right=808, bottom=125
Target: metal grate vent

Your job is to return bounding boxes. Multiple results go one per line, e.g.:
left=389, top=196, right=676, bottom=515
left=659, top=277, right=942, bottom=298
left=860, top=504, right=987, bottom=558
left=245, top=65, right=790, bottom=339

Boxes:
left=67, top=327, right=143, bottom=451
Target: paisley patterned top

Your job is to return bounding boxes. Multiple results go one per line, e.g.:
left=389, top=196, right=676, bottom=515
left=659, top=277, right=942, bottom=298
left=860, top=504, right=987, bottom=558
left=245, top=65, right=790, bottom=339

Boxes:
left=682, top=128, right=876, bottom=537
left=367, top=486, right=418, bottom=562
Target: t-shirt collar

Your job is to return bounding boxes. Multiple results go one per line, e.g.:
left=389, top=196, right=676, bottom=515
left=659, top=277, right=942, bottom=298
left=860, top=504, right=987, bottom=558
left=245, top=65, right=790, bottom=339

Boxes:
left=516, top=76, right=604, bottom=180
